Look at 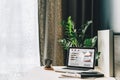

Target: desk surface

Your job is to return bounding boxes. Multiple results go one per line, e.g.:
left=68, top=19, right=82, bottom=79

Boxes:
left=20, top=66, right=115, bottom=80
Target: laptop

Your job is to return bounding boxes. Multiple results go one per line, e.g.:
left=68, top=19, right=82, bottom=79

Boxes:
left=63, top=47, right=96, bottom=71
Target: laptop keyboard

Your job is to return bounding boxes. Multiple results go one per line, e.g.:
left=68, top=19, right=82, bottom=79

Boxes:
left=63, top=67, right=90, bottom=71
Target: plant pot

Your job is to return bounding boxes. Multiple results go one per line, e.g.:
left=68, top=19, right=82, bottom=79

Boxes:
left=95, top=59, right=98, bottom=66
left=63, top=50, right=68, bottom=66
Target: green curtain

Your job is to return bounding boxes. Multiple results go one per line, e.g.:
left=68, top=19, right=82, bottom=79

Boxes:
left=38, top=0, right=64, bottom=66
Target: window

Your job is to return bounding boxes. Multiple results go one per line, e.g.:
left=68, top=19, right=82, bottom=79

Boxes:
left=0, top=0, right=40, bottom=80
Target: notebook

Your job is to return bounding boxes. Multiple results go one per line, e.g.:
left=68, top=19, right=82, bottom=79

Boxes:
left=63, top=47, right=96, bottom=71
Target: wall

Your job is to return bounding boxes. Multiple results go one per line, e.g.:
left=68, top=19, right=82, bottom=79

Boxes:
left=99, top=0, right=120, bottom=79
left=111, top=0, right=120, bottom=79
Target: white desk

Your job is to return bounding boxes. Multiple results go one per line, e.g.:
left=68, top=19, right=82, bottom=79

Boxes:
left=20, top=66, right=115, bottom=80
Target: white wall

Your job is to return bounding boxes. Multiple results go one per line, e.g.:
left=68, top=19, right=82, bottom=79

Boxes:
left=0, top=0, right=40, bottom=80
left=102, top=0, right=120, bottom=63
left=111, top=0, right=120, bottom=32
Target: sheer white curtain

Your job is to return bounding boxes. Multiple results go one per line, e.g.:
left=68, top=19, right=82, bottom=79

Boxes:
left=0, top=0, right=40, bottom=80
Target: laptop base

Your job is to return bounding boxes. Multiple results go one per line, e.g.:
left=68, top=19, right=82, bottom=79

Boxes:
left=62, top=67, right=90, bottom=71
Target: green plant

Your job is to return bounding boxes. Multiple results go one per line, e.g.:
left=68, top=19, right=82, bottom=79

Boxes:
left=59, top=16, right=100, bottom=59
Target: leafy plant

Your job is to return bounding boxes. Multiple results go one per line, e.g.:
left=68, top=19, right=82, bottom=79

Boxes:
left=59, top=16, right=100, bottom=59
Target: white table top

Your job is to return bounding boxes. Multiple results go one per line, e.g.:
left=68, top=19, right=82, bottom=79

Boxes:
left=20, top=66, right=115, bottom=80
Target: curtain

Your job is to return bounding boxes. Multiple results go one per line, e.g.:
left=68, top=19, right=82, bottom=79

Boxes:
left=38, top=0, right=64, bottom=66
left=0, top=0, right=40, bottom=80
left=38, top=0, right=95, bottom=66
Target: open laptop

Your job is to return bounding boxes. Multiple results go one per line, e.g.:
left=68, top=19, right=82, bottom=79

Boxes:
left=62, top=47, right=96, bottom=71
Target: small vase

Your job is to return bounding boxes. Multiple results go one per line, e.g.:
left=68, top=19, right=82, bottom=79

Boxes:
left=63, top=50, right=68, bottom=66
left=95, top=59, right=98, bottom=66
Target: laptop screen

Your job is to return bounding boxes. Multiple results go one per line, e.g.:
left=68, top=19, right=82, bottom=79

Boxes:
left=67, top=47, right=95, bottom=69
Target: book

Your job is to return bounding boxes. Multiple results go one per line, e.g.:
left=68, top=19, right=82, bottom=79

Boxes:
left=60, top=71, right=104, bottom=78
left=98, top=30, right=113, bottom=77
left=80, top=72, right=104, bottom=78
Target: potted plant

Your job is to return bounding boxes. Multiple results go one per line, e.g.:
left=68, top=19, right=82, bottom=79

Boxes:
left=59, top=16, right=100, bottom=65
